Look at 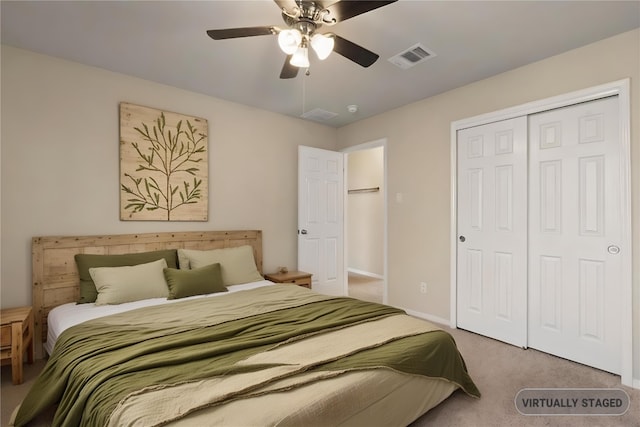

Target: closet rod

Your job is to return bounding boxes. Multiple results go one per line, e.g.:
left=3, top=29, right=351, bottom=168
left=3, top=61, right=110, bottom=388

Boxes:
left=348, top=187, right=380, bottom=194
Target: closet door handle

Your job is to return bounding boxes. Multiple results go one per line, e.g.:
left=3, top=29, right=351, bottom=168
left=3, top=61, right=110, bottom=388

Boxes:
left=459, top=235, right=466, bottom=242
left=607, top=245, right=620, bottom=255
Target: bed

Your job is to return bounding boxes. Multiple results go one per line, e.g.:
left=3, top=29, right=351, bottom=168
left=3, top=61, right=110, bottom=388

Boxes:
left=13, top=230, right=479, bottom=426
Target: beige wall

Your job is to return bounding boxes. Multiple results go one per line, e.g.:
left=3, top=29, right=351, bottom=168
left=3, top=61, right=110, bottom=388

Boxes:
left=347, top=146, right=384, bottom=276
left=336, top=29, right=640, bottom=382
left=0, top=46, right=337, bottom=309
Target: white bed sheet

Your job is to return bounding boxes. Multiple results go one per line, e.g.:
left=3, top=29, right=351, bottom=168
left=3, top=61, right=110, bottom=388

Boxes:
left=44, top=280, right=275, bottom=355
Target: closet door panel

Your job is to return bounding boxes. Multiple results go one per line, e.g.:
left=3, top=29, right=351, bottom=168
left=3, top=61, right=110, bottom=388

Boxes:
left=528, top=96, right=622, bottom=374
left=456, top=117, right=528, bottom=347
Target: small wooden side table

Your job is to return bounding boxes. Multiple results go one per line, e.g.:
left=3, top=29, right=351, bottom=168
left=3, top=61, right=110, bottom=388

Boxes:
left=265, top=271, right=312, bottom=289
left=1, top=306, right=35, bottom=385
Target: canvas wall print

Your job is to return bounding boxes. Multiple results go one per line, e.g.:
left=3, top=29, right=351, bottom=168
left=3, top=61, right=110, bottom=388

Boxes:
left=120, top=102, right=208, bottom=221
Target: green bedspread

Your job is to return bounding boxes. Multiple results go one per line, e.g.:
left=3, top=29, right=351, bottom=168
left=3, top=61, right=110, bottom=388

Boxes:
left=14, top=285, right=479, bottom=427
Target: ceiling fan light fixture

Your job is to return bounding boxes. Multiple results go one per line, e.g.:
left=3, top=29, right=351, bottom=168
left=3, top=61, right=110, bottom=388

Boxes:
left=278, top=29, right=302, bottom=55
left=290, top=45, right=310, bottom=68
left=310, top=33, right=334, bottom=60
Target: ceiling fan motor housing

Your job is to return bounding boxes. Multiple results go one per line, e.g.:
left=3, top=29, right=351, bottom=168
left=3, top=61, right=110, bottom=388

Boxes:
left=282, top=1, right=331, bottom=36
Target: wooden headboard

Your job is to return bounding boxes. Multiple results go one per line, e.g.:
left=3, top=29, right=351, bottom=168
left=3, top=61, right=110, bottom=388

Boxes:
left=32, top=230, right=262, bottom=358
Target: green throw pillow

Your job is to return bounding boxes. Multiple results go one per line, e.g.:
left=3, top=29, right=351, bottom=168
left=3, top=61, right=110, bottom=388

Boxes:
left=163, top=263, right=227, bottom=299
left=75, top=249, right=178, bottom=303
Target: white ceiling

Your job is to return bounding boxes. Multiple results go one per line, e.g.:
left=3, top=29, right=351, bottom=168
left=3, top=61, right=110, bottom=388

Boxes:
left=2, top=1, right=639, bottom=127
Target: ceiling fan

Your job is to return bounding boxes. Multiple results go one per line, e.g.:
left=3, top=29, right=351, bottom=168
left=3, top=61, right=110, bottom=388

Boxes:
left=206, top=0, right=398, bottom=79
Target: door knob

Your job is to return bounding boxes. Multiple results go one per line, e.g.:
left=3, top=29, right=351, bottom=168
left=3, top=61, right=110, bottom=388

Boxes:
left=300, top=229, right=308, bottom=235
left=459, top=235, right=466, bottom=242
left=607, top=245, right=620, bottom=255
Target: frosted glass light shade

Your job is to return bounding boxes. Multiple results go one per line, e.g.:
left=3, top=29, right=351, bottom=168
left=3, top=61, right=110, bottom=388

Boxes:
left=290, top=46, right=310, bottom=68
left=310, top=34, right=334, bottom=60
left=278, top=29, right=302, bottom=55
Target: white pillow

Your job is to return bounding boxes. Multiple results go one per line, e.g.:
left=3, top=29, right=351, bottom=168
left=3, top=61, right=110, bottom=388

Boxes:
left=89, top=258, right=169, bottom=305
left=177, top=245, right=262, bottom=286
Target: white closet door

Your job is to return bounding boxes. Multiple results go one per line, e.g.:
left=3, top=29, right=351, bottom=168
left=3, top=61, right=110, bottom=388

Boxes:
left=456, top=117, right=528, bottom=347
left=528, top=96, right=622, bottom=374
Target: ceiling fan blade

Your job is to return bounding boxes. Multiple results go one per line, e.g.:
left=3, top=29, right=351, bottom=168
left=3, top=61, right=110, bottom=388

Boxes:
left=323, top=0, right=397, bottom=23
left=206, top=26, right=276, bottom=40
left=273, top=0, right=298, bottom=12
left=280, top=56, right=299, bottom=79
left=331, top=34, right=379, bottom=67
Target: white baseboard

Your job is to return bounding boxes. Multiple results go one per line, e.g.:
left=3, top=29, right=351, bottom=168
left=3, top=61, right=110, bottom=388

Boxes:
left=347, top=268, right=383, bottom=279
left=401, top=307, right=450, bottom=326
left=633, top=377, right=640, bottom=390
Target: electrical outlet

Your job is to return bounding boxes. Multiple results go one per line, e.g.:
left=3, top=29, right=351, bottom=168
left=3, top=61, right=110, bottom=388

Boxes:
left=420, top=282, right=427, bottom=294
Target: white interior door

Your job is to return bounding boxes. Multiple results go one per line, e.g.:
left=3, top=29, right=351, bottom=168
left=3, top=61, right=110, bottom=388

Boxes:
left=528, top=96, right=622, bottom=374
left=456, top=117, right=528, bottom=347
left=298, top=146, right=344, bottom=295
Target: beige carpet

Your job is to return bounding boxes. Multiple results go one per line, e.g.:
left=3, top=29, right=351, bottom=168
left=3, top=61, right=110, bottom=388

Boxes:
left=411, top=326, right=640, bottom=427
left=348, top=272, right=383, bottom=303
left=2, top=326, right=638, bottom=426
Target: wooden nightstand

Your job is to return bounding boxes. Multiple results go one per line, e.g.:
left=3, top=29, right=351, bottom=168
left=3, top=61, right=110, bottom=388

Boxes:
left=265, top=271, right=312, bottom=289
left=1, top=306, right=35, bottom=385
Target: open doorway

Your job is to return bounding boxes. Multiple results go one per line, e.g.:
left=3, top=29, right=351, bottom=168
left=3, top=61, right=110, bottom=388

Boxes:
left=343, top=140, right=387, bottom=304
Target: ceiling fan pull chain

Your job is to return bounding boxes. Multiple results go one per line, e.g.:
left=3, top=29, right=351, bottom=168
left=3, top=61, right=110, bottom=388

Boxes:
left=302, top=75, right=306, bottom=115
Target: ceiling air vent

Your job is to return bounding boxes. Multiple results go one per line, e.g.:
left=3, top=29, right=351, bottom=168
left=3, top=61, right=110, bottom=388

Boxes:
left=301, top=108, right=338, bottom=122
left=388, top=43, right=436, bottom=70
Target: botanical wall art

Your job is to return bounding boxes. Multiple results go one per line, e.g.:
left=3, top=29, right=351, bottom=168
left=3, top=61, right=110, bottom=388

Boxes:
left=119, top=102, right=208, bottom=221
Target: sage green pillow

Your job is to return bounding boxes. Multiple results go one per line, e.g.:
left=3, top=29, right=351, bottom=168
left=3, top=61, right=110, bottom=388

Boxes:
left=75, top=249, right=178, bottom=303
left=177, top=245, right=263, bottom=286
left=163, top=263, right=226, bottom=299
left=90, top=259, right=169, bottom=305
